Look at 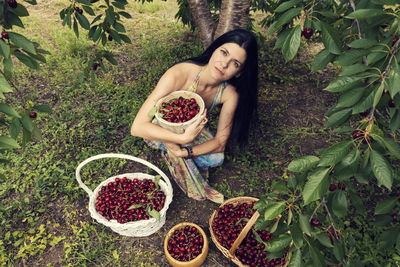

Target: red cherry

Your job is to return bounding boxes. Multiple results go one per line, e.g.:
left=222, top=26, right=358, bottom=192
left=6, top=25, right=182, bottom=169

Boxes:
left=329, top=184, right=337, bottom=191
left=301, top=28, right=313, bottom=39
left=29, top=112, right=37, bottom=118
left=311, top=218, right=321, bottom=226
left=7, top=0, right=17, bottom=9
left=1, top=31, right=9, bottom=39
left=338, top=182, right=346, bottom=190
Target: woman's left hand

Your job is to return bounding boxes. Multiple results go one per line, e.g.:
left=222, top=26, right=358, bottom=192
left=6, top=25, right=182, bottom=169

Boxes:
left=164, top=142, right=186, bottom=158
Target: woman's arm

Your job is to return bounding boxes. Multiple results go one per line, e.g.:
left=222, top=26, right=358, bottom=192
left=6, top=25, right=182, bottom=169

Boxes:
left=131, top=63, right=207, bottom=145
left=166, top=85, right=239, bottom=158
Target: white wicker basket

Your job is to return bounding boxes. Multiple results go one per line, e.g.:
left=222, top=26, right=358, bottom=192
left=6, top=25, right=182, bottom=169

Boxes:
left=75, top=153, right=173, bottom=237
left=154, top=90, right=205, bottom=134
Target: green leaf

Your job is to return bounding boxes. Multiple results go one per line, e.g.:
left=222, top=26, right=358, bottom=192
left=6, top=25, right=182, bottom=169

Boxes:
left=274, top=28, right=291, bottom=50
left=113, top=22, right=125, bottom=33
left=21, top=114, right=33, bottom=132
left=390, top=110, right=400, bottom=131
left=348, top=191, right=365, bottom=213
left=33, top=104, right=52, bottom=113
left=75, top=13, right=90, bottom=30
left=108, top=29, right=121, bottom=44
left=333, top=240, right=345, bottom=262
left=370, top=149, right=392, bottom=190
left=309, top=245, right=326, bottom=266
left=0, top=39, right=10, bottom=59
left=367, top=51, right=387, bottom=66
left=269, top=216, right=280, bottom=233
left=318, top=141, right=352, bottom=167
left=32, top=124, right=41, bottom=140
left=388, top=66, right=400, bottom=97
left=340, top=64, right=368, bottom=77
left=320, top=21, right=341, bottom=55
left=324, top=76, right=363, bottom=93
left=73, top=18, right=79, bottom=38
left=22, top=126, right=31, bottom=146
left=337, top=49, right=369, bottom=66
left=23, top=0, right=37, bottom=4
left=10, top=117, right=21, bottom=139
left=9, top=3, right=29, bottom=16
left=326, top=108, right=351, bottom=128
left=263, top=201, right=286, bottom=221
left=127, top=203, right=143, bottom=210
left=332, top=190, right=348, bottom=218
left=111, top=1, right=126, bottom=9
left=275, top=0, right=300, bottom=13
left=336, top=87, right=364, bottom=108
left=290, top=222, right=304, bottom=247
left=352, top=89, right=375, bottom=115
left=341, top=148, right=360, bottom=169
left=311, top=49, right=335, bottom=72
left=119, top=34, right=131, bottom=44
left=299, top=214, right=311, bottom=236
left=288, top=155, right=319, bottom=173
left=146, top=206, right=160, bottom=221
left=348, top=38, right=378, bottom=49
left=104, top=52, right=118, bottom=65
left=303, top=168, right=329, bottom=205
left=375, top=197, right=397, bottom=215
left=8, top=32, right=36, bottom=54
left=316, top=232, right=334, bottom=248
left=0, top=135, right=19, bottom=149
left=0, top=103, right=20, bottom=118
left=264, top=234, right=291, bottom=253
left=287, top=249, right=301, bottom=267
left=82, top=5, right=95, bottom=16
left=6, top=12, right=24, bottom=28
left=267, top=8, right=302, bottom=35
left=14, top=51, right=40, bottom=69
left=379, top=137, right=400, bottom=159
left=0, top=77, right=13, bottom=96
left=371, top=0, right=398, bottom=4
left=345, top=9, right=387, bottom=19
left=92, top=26, right=102, bottom=42
left=118, top=11, right=132, bottom=19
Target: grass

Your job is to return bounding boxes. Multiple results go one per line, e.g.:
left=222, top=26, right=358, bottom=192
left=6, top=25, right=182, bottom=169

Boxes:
left=0, top=0, right=399, bottom=266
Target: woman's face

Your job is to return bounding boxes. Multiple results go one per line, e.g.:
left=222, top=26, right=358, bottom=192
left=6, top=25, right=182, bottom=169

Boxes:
left=208, top=42, right=247, bottom=81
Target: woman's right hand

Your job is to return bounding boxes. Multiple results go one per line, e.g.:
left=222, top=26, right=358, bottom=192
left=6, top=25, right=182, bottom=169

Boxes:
left=182, top=109, right=208, bottom=144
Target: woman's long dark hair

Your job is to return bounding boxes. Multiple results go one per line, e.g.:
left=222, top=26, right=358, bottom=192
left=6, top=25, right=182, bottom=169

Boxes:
left=185, top=29, right=259, bottom=146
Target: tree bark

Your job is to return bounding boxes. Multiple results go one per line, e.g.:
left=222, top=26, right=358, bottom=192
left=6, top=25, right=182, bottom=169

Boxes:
left=187, top=0, right=216, bottom=48
left=215, top=0, right=250, bottom=40
left=187, top=0, right=251, bottom=48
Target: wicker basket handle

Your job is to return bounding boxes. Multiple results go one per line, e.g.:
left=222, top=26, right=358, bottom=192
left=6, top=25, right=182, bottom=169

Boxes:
left=75, top=153, right=172, bottom=198
left=228, top=210, right=260, bottom=256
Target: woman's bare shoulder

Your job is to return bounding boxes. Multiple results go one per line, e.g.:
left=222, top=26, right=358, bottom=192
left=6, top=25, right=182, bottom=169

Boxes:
left=167, top=62, right=199, bottom=76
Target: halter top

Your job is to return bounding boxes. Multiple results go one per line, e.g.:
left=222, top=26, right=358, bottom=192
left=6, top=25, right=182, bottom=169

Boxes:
left=188, top=68, right=226, bottom=111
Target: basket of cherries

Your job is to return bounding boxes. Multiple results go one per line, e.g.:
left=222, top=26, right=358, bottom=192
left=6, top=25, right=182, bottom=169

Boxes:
left=154, top=90, right=205, bottom=134
left=75, top=153, right=173, bottom=237
left=164, top=222, right=208, bottom=267
left=209, top=197, right=290, bottom=267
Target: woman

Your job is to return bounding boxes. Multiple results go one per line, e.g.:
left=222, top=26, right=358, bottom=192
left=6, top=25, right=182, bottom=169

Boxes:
left=131, top=29, right=258, bottom=203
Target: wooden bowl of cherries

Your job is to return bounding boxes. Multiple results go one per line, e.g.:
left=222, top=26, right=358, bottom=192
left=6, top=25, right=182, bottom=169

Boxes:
left=164, top=222, right=209, bottom=267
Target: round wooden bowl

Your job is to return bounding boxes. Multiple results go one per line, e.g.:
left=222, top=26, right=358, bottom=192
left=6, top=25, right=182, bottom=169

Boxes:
left=164, top=222, right=209, bottom=267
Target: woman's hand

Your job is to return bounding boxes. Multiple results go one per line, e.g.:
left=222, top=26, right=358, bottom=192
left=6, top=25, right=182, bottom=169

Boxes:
left=164, top=142, right=186, bottom=158
left=182, top=109, right=208, bottom=144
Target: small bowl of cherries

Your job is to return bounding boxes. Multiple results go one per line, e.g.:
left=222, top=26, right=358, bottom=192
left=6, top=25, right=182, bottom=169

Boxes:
left=164, top=222, right=209, bottom=267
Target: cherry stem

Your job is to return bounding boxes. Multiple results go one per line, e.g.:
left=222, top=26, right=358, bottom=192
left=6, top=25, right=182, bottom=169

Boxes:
left=322, top=197, right=339, bottom=239
left=309, top=198, right=324, bottom=222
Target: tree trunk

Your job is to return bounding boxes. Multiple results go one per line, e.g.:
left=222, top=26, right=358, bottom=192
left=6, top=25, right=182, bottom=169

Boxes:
left=187, top=0, right=216, bottom=48
left=187, top=0, right=251, bottom=48
left=215, top=0, right=250, bottom=40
